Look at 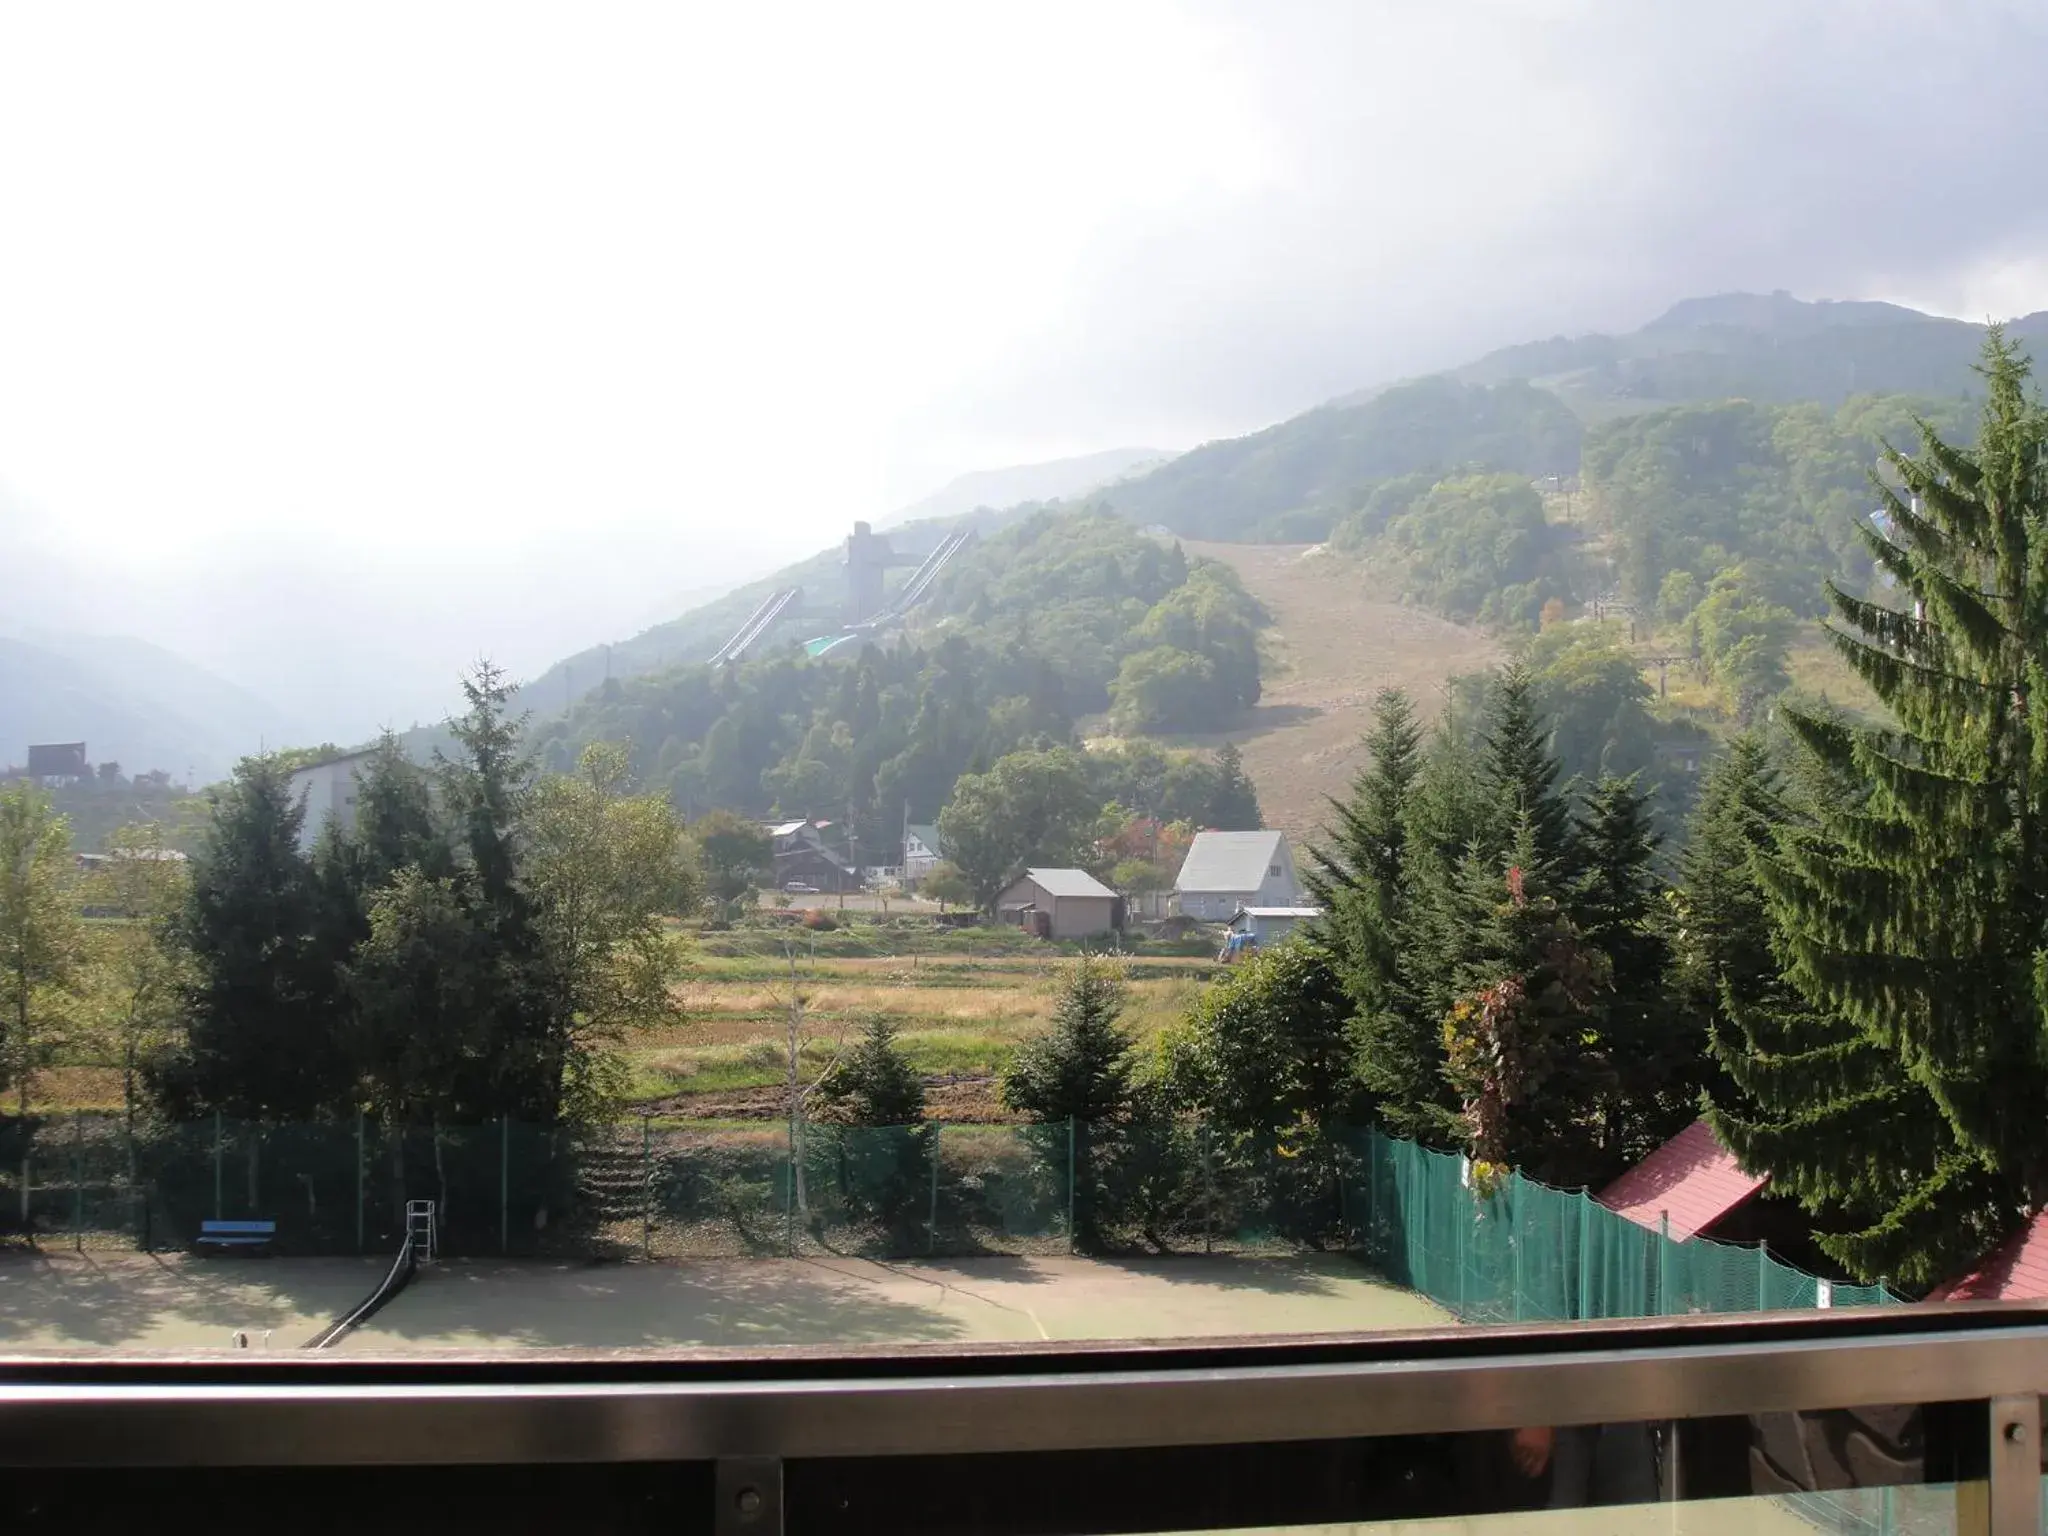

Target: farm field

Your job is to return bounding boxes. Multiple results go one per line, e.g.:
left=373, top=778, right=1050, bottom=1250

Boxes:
left=634, top=946, right=1212, bottom=1122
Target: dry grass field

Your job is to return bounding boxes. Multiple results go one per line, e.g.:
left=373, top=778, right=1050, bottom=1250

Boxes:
left=1176, top=540, right=1501, bottom=838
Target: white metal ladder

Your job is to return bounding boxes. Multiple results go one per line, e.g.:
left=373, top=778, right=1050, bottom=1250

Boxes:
left=404, top=1198, right=437, bottom=1265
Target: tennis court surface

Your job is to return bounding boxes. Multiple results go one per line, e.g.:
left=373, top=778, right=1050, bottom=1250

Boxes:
left=0, top=1251, right=1447, bottom=1352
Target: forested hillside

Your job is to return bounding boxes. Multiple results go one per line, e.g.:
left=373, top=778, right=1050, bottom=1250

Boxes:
left=527, top=509, right=1266, bottom=857
left=1095, top=294, right=2045, bottom=546
left=1101, top=378, right=1582, bottom=543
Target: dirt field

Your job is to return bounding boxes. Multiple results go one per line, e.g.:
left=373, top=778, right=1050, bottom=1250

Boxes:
left=0, top=1251, right=1446, bottom=1352
left=1180, top=541, right=1500, bottom=838
left=341, top=1253, right=1449, bottom=1351
left=0, top=1251, right=387, bottom=1352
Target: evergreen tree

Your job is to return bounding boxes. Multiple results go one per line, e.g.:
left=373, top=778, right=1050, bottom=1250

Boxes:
left=1205, top=741, right=1262, bottom=829
left=1684, top=736, right=1939, bottom=1282
left=1575, top=774, right=1688, bottom=1162
left=815, top=1013, right=927, bottom=1127
left=435, top=663, right=557, bottom=1121
left=1306, top=688, right=1420, bottom=1020
left=1439, top=819, right=1611, bottom=1186
left=157, top=756, right=355, bottom=1119
left=1356, top=722, right=1487, bottom=1143
left=1727, top=332, right=2048, bottom=1286
left=810, top=1013, right=933, bottom=1238
left=1478, top=663, right=1574, bottom=871
left=1002, top=956, right=1136, bottom=1248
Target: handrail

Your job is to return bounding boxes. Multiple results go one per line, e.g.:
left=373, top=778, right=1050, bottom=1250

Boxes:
left=3, top=1305, right=2044, bottom=1466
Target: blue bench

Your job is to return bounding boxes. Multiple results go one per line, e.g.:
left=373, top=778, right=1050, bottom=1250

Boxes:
left=197, top=1219, right=276, bottom=1253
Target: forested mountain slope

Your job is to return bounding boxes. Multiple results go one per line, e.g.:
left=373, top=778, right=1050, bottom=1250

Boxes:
left=525, top=509, right=1267, bottom=855
left=1100, top=293, right=2048, bottom=544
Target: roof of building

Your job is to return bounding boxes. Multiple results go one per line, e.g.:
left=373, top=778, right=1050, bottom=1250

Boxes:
left=905, top=823, right=944, bottom=852
left=286, top=746, right=378, bottom=777
left=767, top=819, right=810, bottom=837
left=1932, top=1212, right=2048, bottom=1302
left=1597, top=1118, right=1769, bottom=1242
left=1011, top=867, right=1119, bottom=901
left=1232, top=906, right=1323, bottom=921
left=1175, top=829, right=1288, bottom=893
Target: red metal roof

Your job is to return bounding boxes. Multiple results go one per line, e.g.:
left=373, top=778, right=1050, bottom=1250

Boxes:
left=1597, top=1118, right=1769, bottom=1241
left=1933, top=1211, right=2048, bottom=1302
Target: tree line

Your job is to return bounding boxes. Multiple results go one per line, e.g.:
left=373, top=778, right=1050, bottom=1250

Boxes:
left=525, top=509, right=1266, bottom=863
left=0, top=666, right=697, bottom=1132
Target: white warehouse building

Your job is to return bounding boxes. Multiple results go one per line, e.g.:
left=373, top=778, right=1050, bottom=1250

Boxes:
left=285, top=748, right=375, bottom=853
left=1172, top=830, right=1302, bottom=922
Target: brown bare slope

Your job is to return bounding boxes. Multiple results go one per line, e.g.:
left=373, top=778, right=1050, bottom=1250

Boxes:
left=1181, top=541, right=1500, bottom=840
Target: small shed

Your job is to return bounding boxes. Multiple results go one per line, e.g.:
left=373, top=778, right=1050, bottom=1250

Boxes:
left=1226, top=906, right=1322, bottom=948
left=1597, top=1119, right=1770, bottom=1242
left=997, top=868, right=1121, bottom=940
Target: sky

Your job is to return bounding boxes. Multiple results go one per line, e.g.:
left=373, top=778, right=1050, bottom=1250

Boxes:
left=4, top=1, right=2048, bottom=741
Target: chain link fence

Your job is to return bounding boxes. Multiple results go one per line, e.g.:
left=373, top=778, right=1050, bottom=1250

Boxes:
left=0, top=1111, right=1904, bottom=1315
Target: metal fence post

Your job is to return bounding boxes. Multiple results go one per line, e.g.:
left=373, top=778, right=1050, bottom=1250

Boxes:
left=927, top=1124, right=941, bottom=1256
left=1066, top=1117, right=1078, bottom=1254
left=354, top=1112, right=365, bottom=1254
left=1757, top=1239, right=1770, bottom=1311
left=500, top=1115, right=511, bottom=1256
left=641, top=1115, right=653, bottom=1261
left=1658, top=1211, right=1672, bottom=1315
left=72, top=1109, right=84, bottom=1250
left=1510, top=1185, right=1523, bottom=1322
left=212, top=1110, right=223, bottom=1221
left=1577, top=1193, right=1593, bottom=1320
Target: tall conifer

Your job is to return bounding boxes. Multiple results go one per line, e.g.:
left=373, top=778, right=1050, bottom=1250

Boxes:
left=1727, top=332, right=2048, bottom=1285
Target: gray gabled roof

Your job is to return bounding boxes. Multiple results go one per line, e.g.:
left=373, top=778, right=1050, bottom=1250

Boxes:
left=1175, top=829, right=1287, bottom=893
left=1018, top=867, right=1118, bottom=900
left=905, top=823, right=944, bottom=853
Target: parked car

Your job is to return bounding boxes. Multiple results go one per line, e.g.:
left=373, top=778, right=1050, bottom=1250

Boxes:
left=782, top=881, right=819, bottom=894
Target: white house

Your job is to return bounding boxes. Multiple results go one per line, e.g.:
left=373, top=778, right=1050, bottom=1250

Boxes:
left=1173, top=830, right=1301, bottom=921
left=286, top=748, right=375, bottom=853
left=902, top=823, right=946, bottom=883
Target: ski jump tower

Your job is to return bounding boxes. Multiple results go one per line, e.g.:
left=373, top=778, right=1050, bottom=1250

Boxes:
left=844, top=521, right=918, bottom=624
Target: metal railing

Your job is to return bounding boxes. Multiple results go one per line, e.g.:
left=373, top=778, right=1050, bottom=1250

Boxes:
left=2, top=1304, right=2044, bottom=1532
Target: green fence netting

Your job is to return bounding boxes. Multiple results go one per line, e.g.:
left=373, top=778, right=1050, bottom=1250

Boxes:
left=0, top=1111, right=1906, bottom=1315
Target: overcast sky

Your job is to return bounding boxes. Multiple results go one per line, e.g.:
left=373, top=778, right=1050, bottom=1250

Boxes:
left=4, top=1, right=2047, bottom=739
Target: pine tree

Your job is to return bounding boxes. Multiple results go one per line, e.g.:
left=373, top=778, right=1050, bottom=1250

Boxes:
left=1307, top=689, right=1421, bottom=1018
left=1575, top=774, right=1687, bottom=1163
left=436, top=662, right=556, bottom=1121
left=1478, top=663, right=1574, bottom=871
left=1727, top=332, right=2048, bottom=1286
left=812, top=1013, right=932, bottom=1237
left=158, top=756, right=355, bottom=1119
left=1205, top=742, right=1262, bottom=829
left=1439, top=819, right=1610, bottom=1187
left=815, top=1013, right=927, bottom=1127
left=1356, top=722, right=1487, bottom=1143
left=1002, top=955, right=1136, bottom=1248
